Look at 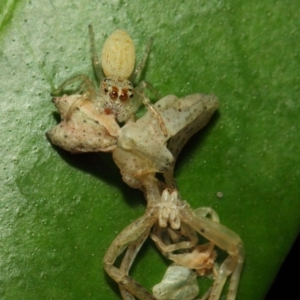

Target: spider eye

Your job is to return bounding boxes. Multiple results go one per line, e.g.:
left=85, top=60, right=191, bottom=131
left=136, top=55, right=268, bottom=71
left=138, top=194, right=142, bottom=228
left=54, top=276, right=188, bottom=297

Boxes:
left=119, top=92, right=128, bottom=102
left=109, top=90, right=118, bottom=100
left=104, top=88, right=109, bottom=93
left=127, top=88, right=134, bottom=98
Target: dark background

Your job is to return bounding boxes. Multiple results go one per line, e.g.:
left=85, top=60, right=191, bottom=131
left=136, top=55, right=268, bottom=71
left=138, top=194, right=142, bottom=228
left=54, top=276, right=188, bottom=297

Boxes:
left=265, top=235, right=299, bottom=298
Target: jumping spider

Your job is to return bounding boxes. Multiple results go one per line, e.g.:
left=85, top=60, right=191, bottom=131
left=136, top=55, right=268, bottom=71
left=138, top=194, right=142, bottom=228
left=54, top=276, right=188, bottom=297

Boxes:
left=52, top=26, right=165, bottom=125
left=47, top=26, right=167, bottom=153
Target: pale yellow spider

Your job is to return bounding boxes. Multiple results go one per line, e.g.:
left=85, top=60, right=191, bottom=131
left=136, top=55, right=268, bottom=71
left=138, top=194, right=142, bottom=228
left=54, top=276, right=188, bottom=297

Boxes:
left=51, top=27, right=163, bottom=123
left=47, top=27, right=166, bottom=152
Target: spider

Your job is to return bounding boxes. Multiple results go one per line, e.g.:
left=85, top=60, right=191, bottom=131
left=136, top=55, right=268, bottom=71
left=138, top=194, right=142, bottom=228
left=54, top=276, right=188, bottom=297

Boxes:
left=47, top=26, right=167, bottom=152
left=52, top=26, right=166, bottom=125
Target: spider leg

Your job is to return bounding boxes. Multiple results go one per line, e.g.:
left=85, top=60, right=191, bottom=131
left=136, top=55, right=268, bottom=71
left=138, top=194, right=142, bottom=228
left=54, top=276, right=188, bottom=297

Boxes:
left=52, top=74, right=96, bottom=100
left=135, top=80, right=161, bottom=100
left=194, top=207, right=220, bottom=223
left=103, top=207, right=158, bottom=300
left=151, top=222, right=198, bottom=253
left=131, top=37, right=153, bottom=83
left=134, top=85, right=167, bottom=137
left=153, top=207, right=219, bottom=253
left=119, top=229, right=151, bottom=300
left=180, top=206, right=244, bottom=300
left=88, top=24, right=103, bottom=83
left=104, top=179, right=161, bottom=300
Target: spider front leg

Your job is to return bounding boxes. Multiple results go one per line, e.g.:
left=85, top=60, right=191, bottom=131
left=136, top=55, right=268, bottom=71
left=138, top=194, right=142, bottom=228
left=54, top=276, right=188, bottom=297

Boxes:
left=130, top=36, right=153, bottom=83
left=103, top=205, right=158, bottom=300
left=180, top=206, right=244, bottom=300
left=133, top=84, right=167, bottom=137
left=104, top=179, right=162, bottom=300
left=154, top=207, right=220, bottom=276
left=129, top=37, right=166, bottom=135
left=150, top=222, right=199, bottom=253
left=118, top=229, right=150, bottom=300
left=52, top=74, right=97, bottom=100
left=88, top=24, right=103, bottom=83
left=194, top=207, right=220, bottom=223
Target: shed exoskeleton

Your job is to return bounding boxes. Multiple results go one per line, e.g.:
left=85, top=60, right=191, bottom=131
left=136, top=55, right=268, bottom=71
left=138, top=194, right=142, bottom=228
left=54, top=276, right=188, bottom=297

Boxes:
left=103, top=94, right=244, bottom=300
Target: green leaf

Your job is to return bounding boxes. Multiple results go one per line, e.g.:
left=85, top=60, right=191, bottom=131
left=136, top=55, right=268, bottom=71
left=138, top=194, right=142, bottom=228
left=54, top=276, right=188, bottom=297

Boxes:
left=0, top=1, right=299, bottom=299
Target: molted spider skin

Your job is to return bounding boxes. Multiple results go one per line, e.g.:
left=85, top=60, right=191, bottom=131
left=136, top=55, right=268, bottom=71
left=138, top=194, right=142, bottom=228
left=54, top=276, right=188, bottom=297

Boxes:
left=47, top=94, right=119, bottom=153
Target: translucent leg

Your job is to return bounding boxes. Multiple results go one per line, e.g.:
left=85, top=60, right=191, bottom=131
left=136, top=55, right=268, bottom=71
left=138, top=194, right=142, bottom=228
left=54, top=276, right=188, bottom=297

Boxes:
left=151, top=206, right=219, bottom=275
left=88, top=24, right=103, bottom=83
left=119, top=229, right=150, bottom=300
left=52, top=74, right=96, bottom=100
left=194, top=207, right=220, bottom=223
left=104, top=180, right=161, bottom=300
left=103, top=207, right=158, bottom=300
left=131, top=37, right=153, bottom=83
left=151, top=207, right=219, bottom=254
left=134, top=83, right=167, bottom=137
left=180, top=206, right=244, bottom=300
left=136, top=80, right=161, bottom=102
left=151, top=222, right=198, bottom=253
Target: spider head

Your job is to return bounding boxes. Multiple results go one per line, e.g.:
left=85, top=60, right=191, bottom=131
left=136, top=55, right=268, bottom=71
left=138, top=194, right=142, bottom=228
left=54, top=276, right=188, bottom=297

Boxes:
left=100, top=77, right=134, bottom=122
